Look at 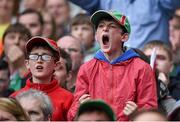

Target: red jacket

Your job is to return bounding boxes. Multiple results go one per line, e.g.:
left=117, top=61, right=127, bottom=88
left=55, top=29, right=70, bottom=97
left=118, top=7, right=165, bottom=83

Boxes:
left=11, top=78, right=73, bottom=121
left=68, top=49, right=157, bottom=121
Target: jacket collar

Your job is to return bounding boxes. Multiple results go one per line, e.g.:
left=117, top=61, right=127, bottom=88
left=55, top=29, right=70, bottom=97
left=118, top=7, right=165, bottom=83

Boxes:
left=26, top=78, right=59, bottom=93
left=94, top=49, right=139, bottom=64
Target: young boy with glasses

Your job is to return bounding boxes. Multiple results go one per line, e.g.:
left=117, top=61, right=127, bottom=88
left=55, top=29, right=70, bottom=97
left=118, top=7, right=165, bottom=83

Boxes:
left=10, top=36, right=73, bottom=121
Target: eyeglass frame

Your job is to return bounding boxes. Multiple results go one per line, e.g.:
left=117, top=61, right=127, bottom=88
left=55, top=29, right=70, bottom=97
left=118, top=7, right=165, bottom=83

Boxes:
left=28, top=54, right=54, bottom=62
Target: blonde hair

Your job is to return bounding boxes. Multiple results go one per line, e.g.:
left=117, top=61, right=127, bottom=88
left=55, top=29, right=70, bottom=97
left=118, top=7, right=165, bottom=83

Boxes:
left=0, top=98, right=30, bottom=121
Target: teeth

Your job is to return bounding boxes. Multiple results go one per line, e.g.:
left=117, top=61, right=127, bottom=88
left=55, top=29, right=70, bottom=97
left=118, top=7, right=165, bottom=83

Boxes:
left=36, top=66, right=43, bottom=69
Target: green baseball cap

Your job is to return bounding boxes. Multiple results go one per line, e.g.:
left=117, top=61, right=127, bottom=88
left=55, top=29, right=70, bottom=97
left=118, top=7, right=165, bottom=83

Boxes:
left=77, top=100, right=116, bottom=121
left=90, top=10, right=131, bottom=34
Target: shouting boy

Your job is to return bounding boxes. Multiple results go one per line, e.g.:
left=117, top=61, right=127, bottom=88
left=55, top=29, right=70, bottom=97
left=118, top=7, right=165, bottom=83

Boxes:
left=11, top=36, right=73, bottom=121
left=68, top=10, right=157, bottom=121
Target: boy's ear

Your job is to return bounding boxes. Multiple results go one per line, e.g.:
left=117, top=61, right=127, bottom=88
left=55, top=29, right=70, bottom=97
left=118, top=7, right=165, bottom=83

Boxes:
left=25, top=60, right=30, bottom=69
left=54, top=61, right=61, bottom=70
left=121, top=33, right=129, bottom=42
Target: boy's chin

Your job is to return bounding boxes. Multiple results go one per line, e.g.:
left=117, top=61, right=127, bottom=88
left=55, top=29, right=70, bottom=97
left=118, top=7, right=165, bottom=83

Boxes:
left=101, top=49, right=110, bottom=53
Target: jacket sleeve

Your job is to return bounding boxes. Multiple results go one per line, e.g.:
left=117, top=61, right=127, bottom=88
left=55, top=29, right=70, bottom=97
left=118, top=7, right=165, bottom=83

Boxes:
left=67, top=65, right=89, bottom=120
left=136, top=63, right=158, bottom=109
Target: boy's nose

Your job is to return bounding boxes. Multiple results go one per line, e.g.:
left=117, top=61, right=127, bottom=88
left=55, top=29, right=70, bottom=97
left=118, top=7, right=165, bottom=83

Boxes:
left=102, top=26, right=108, bottom=31
left=14, top=38, right=20, bottom=45
left=77, top=31, right=83, bottom=38
left=37, top=56, right=43, bottom=62
left=73, top=29, right=82, bottom=38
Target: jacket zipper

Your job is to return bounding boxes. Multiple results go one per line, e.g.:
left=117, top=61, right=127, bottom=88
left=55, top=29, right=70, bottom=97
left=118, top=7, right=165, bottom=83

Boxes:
left=110, top=65, right=113, bottom=104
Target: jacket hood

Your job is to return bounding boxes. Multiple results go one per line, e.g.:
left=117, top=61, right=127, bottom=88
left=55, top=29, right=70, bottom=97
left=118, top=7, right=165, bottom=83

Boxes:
left=94, top=49, right=139, bottom=64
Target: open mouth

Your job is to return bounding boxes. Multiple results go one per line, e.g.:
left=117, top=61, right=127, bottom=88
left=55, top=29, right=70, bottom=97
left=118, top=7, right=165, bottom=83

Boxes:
left=102, top=35, right=109, bottom=45
left=36, top=66, right=43, bottom=70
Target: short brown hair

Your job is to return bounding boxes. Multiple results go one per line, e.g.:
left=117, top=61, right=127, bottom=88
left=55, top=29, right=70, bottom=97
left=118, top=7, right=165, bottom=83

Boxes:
left=70, top=13, right=94, bottom=31
left=143, top=40, right=173, bottom=61
left=2, top=23, right=32, bottom=44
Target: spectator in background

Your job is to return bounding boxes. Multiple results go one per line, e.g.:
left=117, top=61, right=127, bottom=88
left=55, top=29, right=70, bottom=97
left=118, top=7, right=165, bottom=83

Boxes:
left=54, top=48, right=73, bottom=92
left=0, top=98, right=30, bottom=121
left=0, top=60, right=14, bottom=97
left=130, top=109, right=167, bottom=121
left=168, top=8, right=180, bottom=101
left=0, top=0, right=20, bottom=56
left=16, top=89, right=53, bottom=121
left=176, top=8, right=180, bottom=16
left=21, top=0, right=46, bottom=12
left=41, top=10, right=57, bottom=40
left=17, top=9, right=44, bottom=36
left=57, top=35, right=84, bottom=92
left=10, top=36, right=73, bottom=121
left=169, top=9, right=180, bottom=53
left=143, top=41, right=174, bottom=86
left=2, top=23, right=32, bottom=91
left=70, top=0, right=180, bottom=49
left=0, top=0, right=19, bottom=39
left=169, top=8, right=180, bottom=66
left=70, top=13, right=99, bottom=62
left=143, top=41, right=176, bottom=114
left=75, top=100, right=116, bottom=121
left=46, top=0, right=70, bottom=38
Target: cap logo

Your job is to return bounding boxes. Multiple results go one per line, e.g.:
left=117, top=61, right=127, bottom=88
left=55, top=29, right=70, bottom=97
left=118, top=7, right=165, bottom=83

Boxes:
left=48, top=39, right=58, bottom=50
left=120, top=15, right=126, bottom=25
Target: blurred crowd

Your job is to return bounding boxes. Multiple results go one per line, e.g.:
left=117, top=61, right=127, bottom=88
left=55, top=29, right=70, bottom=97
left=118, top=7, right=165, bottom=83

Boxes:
left=0, top=0, right=180, bottom=121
